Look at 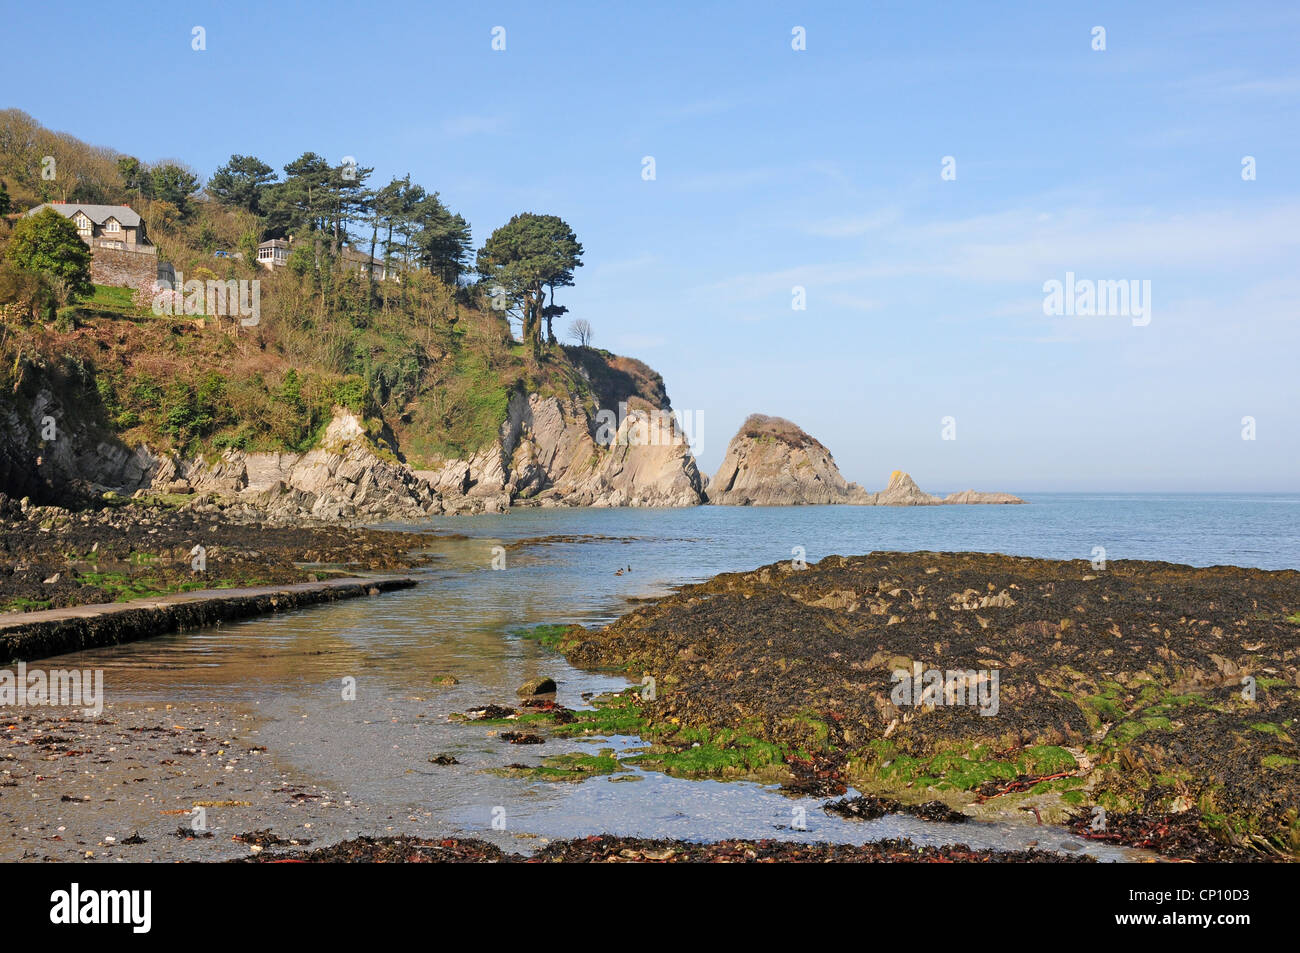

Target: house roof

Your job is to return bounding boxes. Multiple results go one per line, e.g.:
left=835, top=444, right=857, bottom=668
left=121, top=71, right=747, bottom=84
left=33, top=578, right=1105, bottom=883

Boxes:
left=26, top=203, right=143, bottom=227
left=258, top=239, right=291, bottom=249
left=340, top=247, right=383, bottom=265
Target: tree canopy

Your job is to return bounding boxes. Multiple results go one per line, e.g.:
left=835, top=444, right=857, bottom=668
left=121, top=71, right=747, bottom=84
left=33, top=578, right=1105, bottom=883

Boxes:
left=207, top=154, right=277, bottom=214
left=0, top=112, right=595, bottom=356
left=148, top=163, right=202, bottom=212
left=476, top=213, right=583, bottom=354
left=4, top=208, right=93, bottom=301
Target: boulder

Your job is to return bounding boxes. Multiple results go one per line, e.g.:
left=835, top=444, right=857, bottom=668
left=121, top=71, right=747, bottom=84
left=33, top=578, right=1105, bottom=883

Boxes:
left=516, top=677, right=557, bottom=697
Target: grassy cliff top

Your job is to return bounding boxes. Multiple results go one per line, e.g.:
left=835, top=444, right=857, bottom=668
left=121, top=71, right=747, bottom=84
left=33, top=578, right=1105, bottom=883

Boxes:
left=735, top=413, right=825, bottom=452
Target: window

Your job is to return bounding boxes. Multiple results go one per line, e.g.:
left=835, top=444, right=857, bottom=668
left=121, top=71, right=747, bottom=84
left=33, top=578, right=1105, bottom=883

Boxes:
left=105, top=219, right=120, bottom=233
left=74, top=214, right=91, bottom=233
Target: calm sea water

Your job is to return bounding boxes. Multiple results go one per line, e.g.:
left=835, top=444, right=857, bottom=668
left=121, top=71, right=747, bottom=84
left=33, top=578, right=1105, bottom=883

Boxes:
left=430, top=491, right=1300, bottom=587
left=32, top=494, right=1297, bottom=860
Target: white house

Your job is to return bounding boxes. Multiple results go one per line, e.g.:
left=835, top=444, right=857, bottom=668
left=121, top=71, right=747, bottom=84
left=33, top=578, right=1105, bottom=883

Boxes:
left=256, top=238, right=292, bottom=270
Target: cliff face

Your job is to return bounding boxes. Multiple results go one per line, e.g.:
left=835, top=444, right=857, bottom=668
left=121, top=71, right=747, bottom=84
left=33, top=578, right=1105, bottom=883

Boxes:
left=0, top=379, right=154, bottom=507
left=0, top=332, right=707, bottom=519
left=165, top=412, right=442, bottom=521
left=415, top=391, right=705, bottom=511
left=1, top=344, right=1018, bottom=520
left=165, top=385, right=708, bottom=520
left=708, top=414, right=871, bottom=505
left=708, top=416, right=1024, bottom=507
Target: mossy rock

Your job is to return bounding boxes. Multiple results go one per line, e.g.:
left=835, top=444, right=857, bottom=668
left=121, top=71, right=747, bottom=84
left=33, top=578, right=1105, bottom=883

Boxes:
left=494, top=748, right=626, bottom=782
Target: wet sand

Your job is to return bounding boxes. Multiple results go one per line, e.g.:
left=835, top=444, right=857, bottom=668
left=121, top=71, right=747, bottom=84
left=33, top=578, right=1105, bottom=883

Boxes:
left=0, top=702, right=356, bottom=862
left=0, top=702, right=1112, bottom=863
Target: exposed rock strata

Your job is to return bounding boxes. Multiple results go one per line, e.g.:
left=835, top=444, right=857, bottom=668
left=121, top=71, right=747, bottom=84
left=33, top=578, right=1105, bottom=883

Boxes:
left=415, top=392, right=705, bottom=511
left=708, top=415, right=1023, bottom=506
left=2, top=366, right=1015, bottom=519
left=165, top=412, right=440, bottom=521
left=708, top=414, right=871, bottom=505
left=1, top=386, right=154, bottom=506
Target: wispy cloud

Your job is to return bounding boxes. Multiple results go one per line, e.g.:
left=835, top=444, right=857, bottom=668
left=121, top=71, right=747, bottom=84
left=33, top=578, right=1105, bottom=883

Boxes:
left=693, top=201, right=1300, bottom=336
left=824, top=293, right=882, bottom=313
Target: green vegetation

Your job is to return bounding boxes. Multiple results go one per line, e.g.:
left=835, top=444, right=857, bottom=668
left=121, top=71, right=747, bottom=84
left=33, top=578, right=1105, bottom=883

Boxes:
left=510, top=623, right=580, bottom=650
left=1262, top=755, right=1299, bottom=770
left=627, top=729, right=786, bottom=778
left=495, top=749, right=626, bottom=783
left=82, top=283, right=141, bottom=314
left=4, top=207, right=93, bottom=307
left=0, top=597, right=53, bottom=612
left=476, top=213, right=583, bottom=357
left=0, top=109, right=610, bottom=470
left=852, top=740, right=1079, bottom=794
left=552, top=691, right=652, bottom=738
left=76, top=570, right=214, bottom=601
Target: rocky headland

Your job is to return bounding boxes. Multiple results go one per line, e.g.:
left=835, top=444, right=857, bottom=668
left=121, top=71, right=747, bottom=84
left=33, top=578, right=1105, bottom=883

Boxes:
left=708, top=414, right=1024, bottom=507
left=4, top=384, right=1020, bottom=520
left=1, top=340, right=709, bottom=521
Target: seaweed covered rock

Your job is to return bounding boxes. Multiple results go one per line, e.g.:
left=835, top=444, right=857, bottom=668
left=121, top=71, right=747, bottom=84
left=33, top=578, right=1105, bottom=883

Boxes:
left=561, top=551, right=1300, bottom=858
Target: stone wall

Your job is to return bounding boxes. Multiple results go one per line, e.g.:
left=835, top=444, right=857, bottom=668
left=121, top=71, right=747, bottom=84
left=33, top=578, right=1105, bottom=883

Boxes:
left=89, top=247, right=160, bottom=301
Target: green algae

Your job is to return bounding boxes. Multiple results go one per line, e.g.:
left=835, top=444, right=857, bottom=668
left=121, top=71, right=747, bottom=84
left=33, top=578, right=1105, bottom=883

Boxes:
left=494, top=748, right=627, bottom=782
left=1262, top=755, right=1298, bottom=770
left=551, top=691, right=650, bottom=738
left=626, top=733, right=785, bottom=778
left=510, top=623, right=580, bottom=650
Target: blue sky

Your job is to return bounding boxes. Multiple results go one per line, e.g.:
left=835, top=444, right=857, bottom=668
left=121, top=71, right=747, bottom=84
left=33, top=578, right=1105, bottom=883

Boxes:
left=5, top=1, right=1298, bottom=491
